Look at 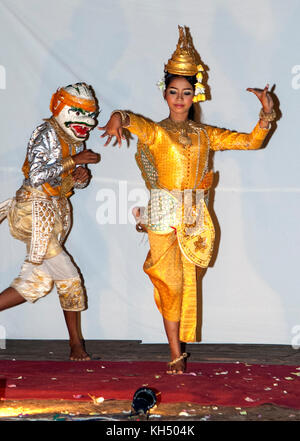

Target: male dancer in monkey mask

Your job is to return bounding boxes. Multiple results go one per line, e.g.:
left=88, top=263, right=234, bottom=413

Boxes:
left=0, top=82, right=100, bottom=360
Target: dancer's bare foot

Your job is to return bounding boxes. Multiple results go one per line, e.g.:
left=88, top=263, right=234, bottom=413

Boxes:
left=166, top=353, right=188, bottom=375
left=69, top=341, right=91, bottom=361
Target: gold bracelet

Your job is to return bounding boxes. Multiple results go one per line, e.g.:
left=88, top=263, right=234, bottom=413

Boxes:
left=61, top=156, right=75, bottom=172
left=60, top=174, right=75, bottom=197
left=111, top=110, right=129, bottom=126
left=259, top=108, right=276, bottom=122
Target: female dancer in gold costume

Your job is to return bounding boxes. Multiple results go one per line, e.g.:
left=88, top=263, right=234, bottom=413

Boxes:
left=99, top=26, right=275, bottom=374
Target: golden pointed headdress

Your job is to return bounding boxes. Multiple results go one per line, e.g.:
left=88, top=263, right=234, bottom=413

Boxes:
left=164, top=25, right=206, bottom=102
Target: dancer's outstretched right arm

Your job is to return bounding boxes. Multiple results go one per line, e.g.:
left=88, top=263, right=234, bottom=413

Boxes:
left=99, top=111, right=157, bottom=147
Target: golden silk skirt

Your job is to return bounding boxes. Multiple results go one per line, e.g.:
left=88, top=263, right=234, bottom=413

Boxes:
left=144, top=230, right=203, bottom=343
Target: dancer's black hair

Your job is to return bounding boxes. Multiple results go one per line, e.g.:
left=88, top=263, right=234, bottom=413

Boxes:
left=164, top=72, right=197, bottom=121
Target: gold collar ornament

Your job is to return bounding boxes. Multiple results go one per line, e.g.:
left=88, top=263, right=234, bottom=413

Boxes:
left=157, top=26, right=206, bottom=103
left=161, top=118, right=193, bottom=146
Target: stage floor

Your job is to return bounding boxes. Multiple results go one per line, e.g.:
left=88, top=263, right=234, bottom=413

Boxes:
left=0, top=340, right=300, bottom=422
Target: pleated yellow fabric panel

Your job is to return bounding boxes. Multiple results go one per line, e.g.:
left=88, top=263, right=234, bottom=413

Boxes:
left=180, top=255, right=197, bottom=342
left=144, top=230, right=182, bottom=322
left=144, top=230, right=198, bottom=342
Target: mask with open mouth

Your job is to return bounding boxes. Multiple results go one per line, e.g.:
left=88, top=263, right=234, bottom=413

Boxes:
left=50, top=83, right=98, bottom=141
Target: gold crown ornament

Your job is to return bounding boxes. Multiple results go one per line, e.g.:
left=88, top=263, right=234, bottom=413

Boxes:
left=159, top=25, right=206, bottom=103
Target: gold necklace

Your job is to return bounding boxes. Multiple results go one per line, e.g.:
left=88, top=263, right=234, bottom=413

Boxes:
left=161, top=118, right=192, bottom=147
left=178, top=131, right=192, bottom=147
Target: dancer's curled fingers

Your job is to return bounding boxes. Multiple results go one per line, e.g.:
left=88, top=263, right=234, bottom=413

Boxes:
left=98, top=112, right=126, bottom=147
left=247, top=84, right=274, bottom=113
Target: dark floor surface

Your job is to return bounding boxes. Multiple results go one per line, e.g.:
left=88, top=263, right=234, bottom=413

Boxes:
left=0, top=340, right=300, bottom=423
left=1, top=339, right=299, bottom=364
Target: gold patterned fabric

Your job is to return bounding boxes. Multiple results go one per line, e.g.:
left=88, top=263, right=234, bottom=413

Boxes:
left=11, top=250, right=86, bottom=311
left=125, top=111, right=269, bottom=342
left=56, top=277, right=85, bottom=311
left=7, top=186, right=71, bottom=264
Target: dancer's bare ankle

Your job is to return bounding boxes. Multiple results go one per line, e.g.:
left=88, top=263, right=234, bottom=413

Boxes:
left=69, top=340, right=91, bottom=361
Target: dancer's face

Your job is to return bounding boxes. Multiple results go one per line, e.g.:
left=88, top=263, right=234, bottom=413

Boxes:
left=164, top=77, right=194, bottom=119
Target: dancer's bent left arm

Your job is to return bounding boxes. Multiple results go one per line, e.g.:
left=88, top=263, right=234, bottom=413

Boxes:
left=207, top=84, right=275, bottom=151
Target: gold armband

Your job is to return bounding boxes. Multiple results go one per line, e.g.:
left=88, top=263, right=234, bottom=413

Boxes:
left=259, top=108, right=276, bottom=122
left=61, top=155, right=75, bottom=172
left=111, top=110, right=129, bottom=127
left=60, top=174, right=75, bottom=197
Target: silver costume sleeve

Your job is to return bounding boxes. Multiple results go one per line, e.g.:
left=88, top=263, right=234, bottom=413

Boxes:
left=27, top=122, right=64, bottom=188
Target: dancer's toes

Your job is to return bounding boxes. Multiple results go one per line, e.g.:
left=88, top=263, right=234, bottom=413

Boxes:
left=166, top=361, right=184, bottom=375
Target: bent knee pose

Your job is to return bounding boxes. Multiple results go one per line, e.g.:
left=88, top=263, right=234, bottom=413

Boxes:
left=99, top=26, right=275, bottom=373
left=0, top=82, right=100, bottom=360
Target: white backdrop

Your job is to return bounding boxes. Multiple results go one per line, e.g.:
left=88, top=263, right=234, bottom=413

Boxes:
left=0, top=0, right=299, bottom=344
